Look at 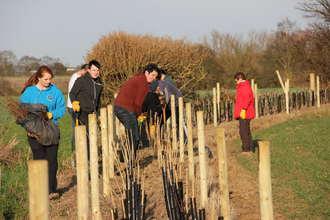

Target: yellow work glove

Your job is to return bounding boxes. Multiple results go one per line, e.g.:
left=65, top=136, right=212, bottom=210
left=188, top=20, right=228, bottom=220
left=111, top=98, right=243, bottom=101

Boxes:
left=137, top=115, right=146, bottom=123
left=150, top=125, right=155, bottom=135
left=98, top=116, right=101, bottom=127
left=72, top=101, right=80, bottom=112
left=46, top=112, right=52, bottom=120
left=142, top=112, right=148, bottom=117
left=27, top=132, right=39, bottom=139
left=240, top=109, right=246, bottom=120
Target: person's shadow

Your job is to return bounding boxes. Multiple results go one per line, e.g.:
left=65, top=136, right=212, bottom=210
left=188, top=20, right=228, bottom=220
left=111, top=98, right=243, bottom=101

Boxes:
left=253, top=139, right=261, bottom=153
left=57, top=175, right=77, bottom=196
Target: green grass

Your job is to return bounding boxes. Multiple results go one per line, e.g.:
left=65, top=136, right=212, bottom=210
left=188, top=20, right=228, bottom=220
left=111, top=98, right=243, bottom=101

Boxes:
left=234, top=110, right=330, bottom=219
left=0, top=95, right=72, bottom=219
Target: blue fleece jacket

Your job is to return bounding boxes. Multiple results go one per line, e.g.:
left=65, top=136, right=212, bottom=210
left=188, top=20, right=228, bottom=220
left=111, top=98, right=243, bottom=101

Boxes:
left=20, top=84, right=65, bottom=125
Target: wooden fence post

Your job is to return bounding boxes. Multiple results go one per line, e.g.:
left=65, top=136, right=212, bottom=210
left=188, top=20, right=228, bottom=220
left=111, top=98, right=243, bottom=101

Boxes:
left=213, top=87, right=217, bottom=127
left=255, top=84, right=259, bottom=119
left=258, top=141, right=274, bottom=220
left=251, top=79, right=255, bottom=95
left=310, top=73, right=315, bottom=93
left=76, top=125, right=89, bottom=219
left=197, top=111, right=208, bottom=208
left=217, top=128, right=231, bottom=220
left=114, top=93, right=120, bottom=150
left=28, top=160, right=49, bottom=220
left=179, top=97, right=184, bottom=163
left=101, top=107, right=110, bottom=197
left=171, top=94, right=178, bottom=150
left=217, top=83, right=220, bottom=123
left=285, top=79, right=289, bottom=114
left=317, top=76, right=320, bottom=107
left=89, top=114, right=101, bottom=220
left=186, top=103, right=194, bottom=180
left=108, top=101, right=115, bottom=178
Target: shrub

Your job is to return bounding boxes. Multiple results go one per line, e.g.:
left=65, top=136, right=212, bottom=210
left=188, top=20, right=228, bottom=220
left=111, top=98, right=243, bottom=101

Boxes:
left=85, top=31, right=209, bottom=104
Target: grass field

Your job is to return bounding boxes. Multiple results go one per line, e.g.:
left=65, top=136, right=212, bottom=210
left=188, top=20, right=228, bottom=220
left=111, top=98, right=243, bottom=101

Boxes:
left=235, top=112, right=330, bottom=219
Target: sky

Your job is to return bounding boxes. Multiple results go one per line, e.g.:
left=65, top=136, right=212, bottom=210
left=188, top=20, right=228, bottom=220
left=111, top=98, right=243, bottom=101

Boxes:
left=0, top=0, right=308, bottom=68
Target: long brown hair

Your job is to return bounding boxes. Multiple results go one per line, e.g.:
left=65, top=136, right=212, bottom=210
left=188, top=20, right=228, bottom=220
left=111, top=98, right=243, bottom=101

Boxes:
left=21, top=66, right=53, bottom=94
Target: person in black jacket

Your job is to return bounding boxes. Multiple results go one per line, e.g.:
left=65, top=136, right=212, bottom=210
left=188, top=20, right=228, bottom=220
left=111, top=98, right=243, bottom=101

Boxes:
left=139, top=81, right=161, bottom=148
left=69, top=60, right=103, bottom=158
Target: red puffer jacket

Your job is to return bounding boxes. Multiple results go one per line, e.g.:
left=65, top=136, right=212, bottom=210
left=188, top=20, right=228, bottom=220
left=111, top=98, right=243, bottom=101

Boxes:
left=234, top=80, right=255, bottom=119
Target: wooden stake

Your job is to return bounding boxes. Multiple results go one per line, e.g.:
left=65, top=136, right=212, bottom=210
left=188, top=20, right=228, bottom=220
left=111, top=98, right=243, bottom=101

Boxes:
left=28, top=160, right=49, bottom=220
left=255, top=84, right=259, bottom=119
left=101, top=108, right=110, bottom=197
left=89, top=114, right=101, bottom=220
left=213, top=87, right=217, bottom=127
left=197, top=111, right=208, bottom=208
left=285, top=80, right=289, bottom=114
left=179, top=97, right=184, bottom=162
left=171, top=94, right=178, bottom=150
left=258, top=141, right=274, bottom=220
left=310, top=73, right=315, bottom=92
left=217, top=128, right=231, bottom=220
left=186, top=168, right=189, bottom=213
left=108, top=101, right=115, bottom=178
left=217, top=83, right=220, bottom=123
left=186, top=103, right=194, bottom=180
left=76, top=125, right=89, bottom=219
left=317, top=76, right=320, bottom=107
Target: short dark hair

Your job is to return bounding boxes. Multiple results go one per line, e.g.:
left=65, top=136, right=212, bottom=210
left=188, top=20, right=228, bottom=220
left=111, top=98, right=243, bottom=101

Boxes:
left=157, top=69, right=167, bottom=80
left=143, top=63, right=160, bottom=75
left=88, top=60, right=100, bottom=70
left=234, top=72, right=246, bottom=80
left=81, top=64, right=88, bottom=70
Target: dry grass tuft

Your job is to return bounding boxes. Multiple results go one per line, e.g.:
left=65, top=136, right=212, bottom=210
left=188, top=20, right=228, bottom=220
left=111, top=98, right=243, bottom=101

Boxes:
left=0, top=122, right=20, bottom=167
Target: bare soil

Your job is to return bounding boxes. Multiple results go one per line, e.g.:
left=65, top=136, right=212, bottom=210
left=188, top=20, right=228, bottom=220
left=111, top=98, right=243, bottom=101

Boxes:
left=49, top=104, right=330, bottom=219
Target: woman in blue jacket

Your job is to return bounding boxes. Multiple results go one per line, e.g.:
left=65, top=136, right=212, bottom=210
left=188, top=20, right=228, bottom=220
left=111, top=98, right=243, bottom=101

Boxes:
left=20, top=65, right=65, bottom=199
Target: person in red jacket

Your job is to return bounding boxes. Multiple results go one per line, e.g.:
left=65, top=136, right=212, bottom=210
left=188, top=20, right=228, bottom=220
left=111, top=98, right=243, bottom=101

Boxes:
left=114, top=63, right=159, bottom=160
left=234, top=72, right=255, bottom=154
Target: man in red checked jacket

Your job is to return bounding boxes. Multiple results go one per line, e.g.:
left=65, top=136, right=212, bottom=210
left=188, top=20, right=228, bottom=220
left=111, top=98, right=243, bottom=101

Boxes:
left=234, top=72, right=255, bottom=154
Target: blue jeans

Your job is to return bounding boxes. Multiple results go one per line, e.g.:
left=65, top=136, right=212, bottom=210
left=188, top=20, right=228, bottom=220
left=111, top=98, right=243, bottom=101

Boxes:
left=114, top=106, right=139, bottom=154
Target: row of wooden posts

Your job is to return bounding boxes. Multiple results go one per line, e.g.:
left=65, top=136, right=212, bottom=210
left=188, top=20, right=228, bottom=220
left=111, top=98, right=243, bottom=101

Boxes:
left=198, top=73, right=324, bottom=126
left=28, top=90, right=276, bottom=219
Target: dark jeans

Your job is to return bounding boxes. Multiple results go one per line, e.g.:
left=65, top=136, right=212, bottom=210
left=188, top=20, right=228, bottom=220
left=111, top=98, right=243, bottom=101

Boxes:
left=67, top=107, right=76, bottom=143
left=114, top=106, right=139, bottom=155
left=139, top=121, right=149, bottom=149
left=28, top=136, right=59, bottom=194
left=239, top=118, right=253, bottom=152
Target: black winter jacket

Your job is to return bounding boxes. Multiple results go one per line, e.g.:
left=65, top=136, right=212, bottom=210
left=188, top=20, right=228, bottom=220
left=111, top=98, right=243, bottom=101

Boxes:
left=69, top=72, right=103, bottom=114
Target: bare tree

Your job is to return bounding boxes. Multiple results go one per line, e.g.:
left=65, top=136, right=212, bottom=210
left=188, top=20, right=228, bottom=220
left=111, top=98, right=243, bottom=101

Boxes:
left=203, top=29, right=273, bottom=88
left=297, top=0, right=330, bottom=87
left=40, top=55, right=60, bottom=68
left=0, top=50, right=17, bottom=77
left=18, top=56, right=41, bottom=76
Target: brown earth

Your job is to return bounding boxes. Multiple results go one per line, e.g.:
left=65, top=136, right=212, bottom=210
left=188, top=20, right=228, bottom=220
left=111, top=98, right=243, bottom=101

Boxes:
left=49, top=104, right=330, bottom=219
